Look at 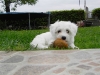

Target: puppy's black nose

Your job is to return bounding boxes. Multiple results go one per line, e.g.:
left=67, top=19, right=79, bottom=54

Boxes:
left=62, top=36, right=66, bottom=40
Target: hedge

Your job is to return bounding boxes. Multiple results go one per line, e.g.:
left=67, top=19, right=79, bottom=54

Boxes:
left=92, top=8, right=100, bottom=19
left=36, top=9, right=85, bottom=25
left=0, top=10, right=85, bottom=30
left=50, top=9, right=85, bottom=23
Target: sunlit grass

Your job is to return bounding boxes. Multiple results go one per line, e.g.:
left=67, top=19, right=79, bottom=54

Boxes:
left=75, top=26, right=100, bottom=49
left=0, top=29, right=48, bottom=51
left=0, top=26, right=100, bottom=51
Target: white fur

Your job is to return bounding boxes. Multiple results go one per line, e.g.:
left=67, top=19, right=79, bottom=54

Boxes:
left=30, top=21, right=78, bottom=49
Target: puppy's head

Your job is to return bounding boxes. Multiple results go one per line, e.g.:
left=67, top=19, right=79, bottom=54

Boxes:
left=50, top=21, right=78, bottom=42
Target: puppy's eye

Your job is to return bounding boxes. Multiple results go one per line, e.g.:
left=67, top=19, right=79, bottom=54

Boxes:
left=58, top=30, right=61, bottom=33
left=66, top=30, right=69, bottom=33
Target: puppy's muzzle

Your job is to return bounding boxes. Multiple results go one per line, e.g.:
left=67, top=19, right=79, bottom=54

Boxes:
left=62, top=36, right=66, bottom=40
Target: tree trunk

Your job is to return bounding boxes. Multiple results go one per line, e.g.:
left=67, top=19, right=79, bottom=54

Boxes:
left=5, top=0, right=10, bottom=12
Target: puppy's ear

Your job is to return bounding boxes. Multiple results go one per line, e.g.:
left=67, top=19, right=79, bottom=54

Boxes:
left=49, top=21, right=60, bottom=36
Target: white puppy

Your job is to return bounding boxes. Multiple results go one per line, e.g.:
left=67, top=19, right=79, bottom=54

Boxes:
left=30, top=20, right=78, bottom=49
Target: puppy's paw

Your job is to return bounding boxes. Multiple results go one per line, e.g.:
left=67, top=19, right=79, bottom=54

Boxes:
left=69, top=44, right=79, bottom=50
left=74, top=46, right=79, bottom=50
left=38, top=46, right=48, bottom=49
left=48, top=40, right=55, bottom=47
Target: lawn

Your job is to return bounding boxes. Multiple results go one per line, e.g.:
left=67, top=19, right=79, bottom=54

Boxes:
left=75, top=26, right=100, bottom=49
left=0, top=26, right=100, bottom=51
left=0, top=29, right=48, bottom=51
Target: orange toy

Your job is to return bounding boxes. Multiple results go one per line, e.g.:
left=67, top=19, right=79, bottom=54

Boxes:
left=53, top=38, right=68, bottom=49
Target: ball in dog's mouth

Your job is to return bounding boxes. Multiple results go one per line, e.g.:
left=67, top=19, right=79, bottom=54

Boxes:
left=53, top=38, right=68, bottom=49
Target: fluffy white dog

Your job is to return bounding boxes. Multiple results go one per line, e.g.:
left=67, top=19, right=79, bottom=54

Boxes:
left=30, top=20, right=78, bottom=49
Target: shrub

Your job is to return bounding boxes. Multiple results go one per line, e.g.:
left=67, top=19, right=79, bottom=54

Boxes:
left=0, top=10, right=85, bottom=30
left=50, top=9, right=85, bottom=23
left=92, top=8, right=100, bottom=19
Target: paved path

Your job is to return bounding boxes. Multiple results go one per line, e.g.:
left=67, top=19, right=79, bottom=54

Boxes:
left=0, top=49, right=100, bottom=75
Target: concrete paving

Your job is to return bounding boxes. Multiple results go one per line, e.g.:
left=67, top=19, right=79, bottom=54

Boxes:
left=0, top=49, right=100, bottom=75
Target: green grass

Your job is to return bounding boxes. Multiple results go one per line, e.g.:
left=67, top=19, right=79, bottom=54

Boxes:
left=0, top=26, right=100, bottom=51
left=75, top=26, right=100, bottom=49
left=0, top=29, right=48, bottom=51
